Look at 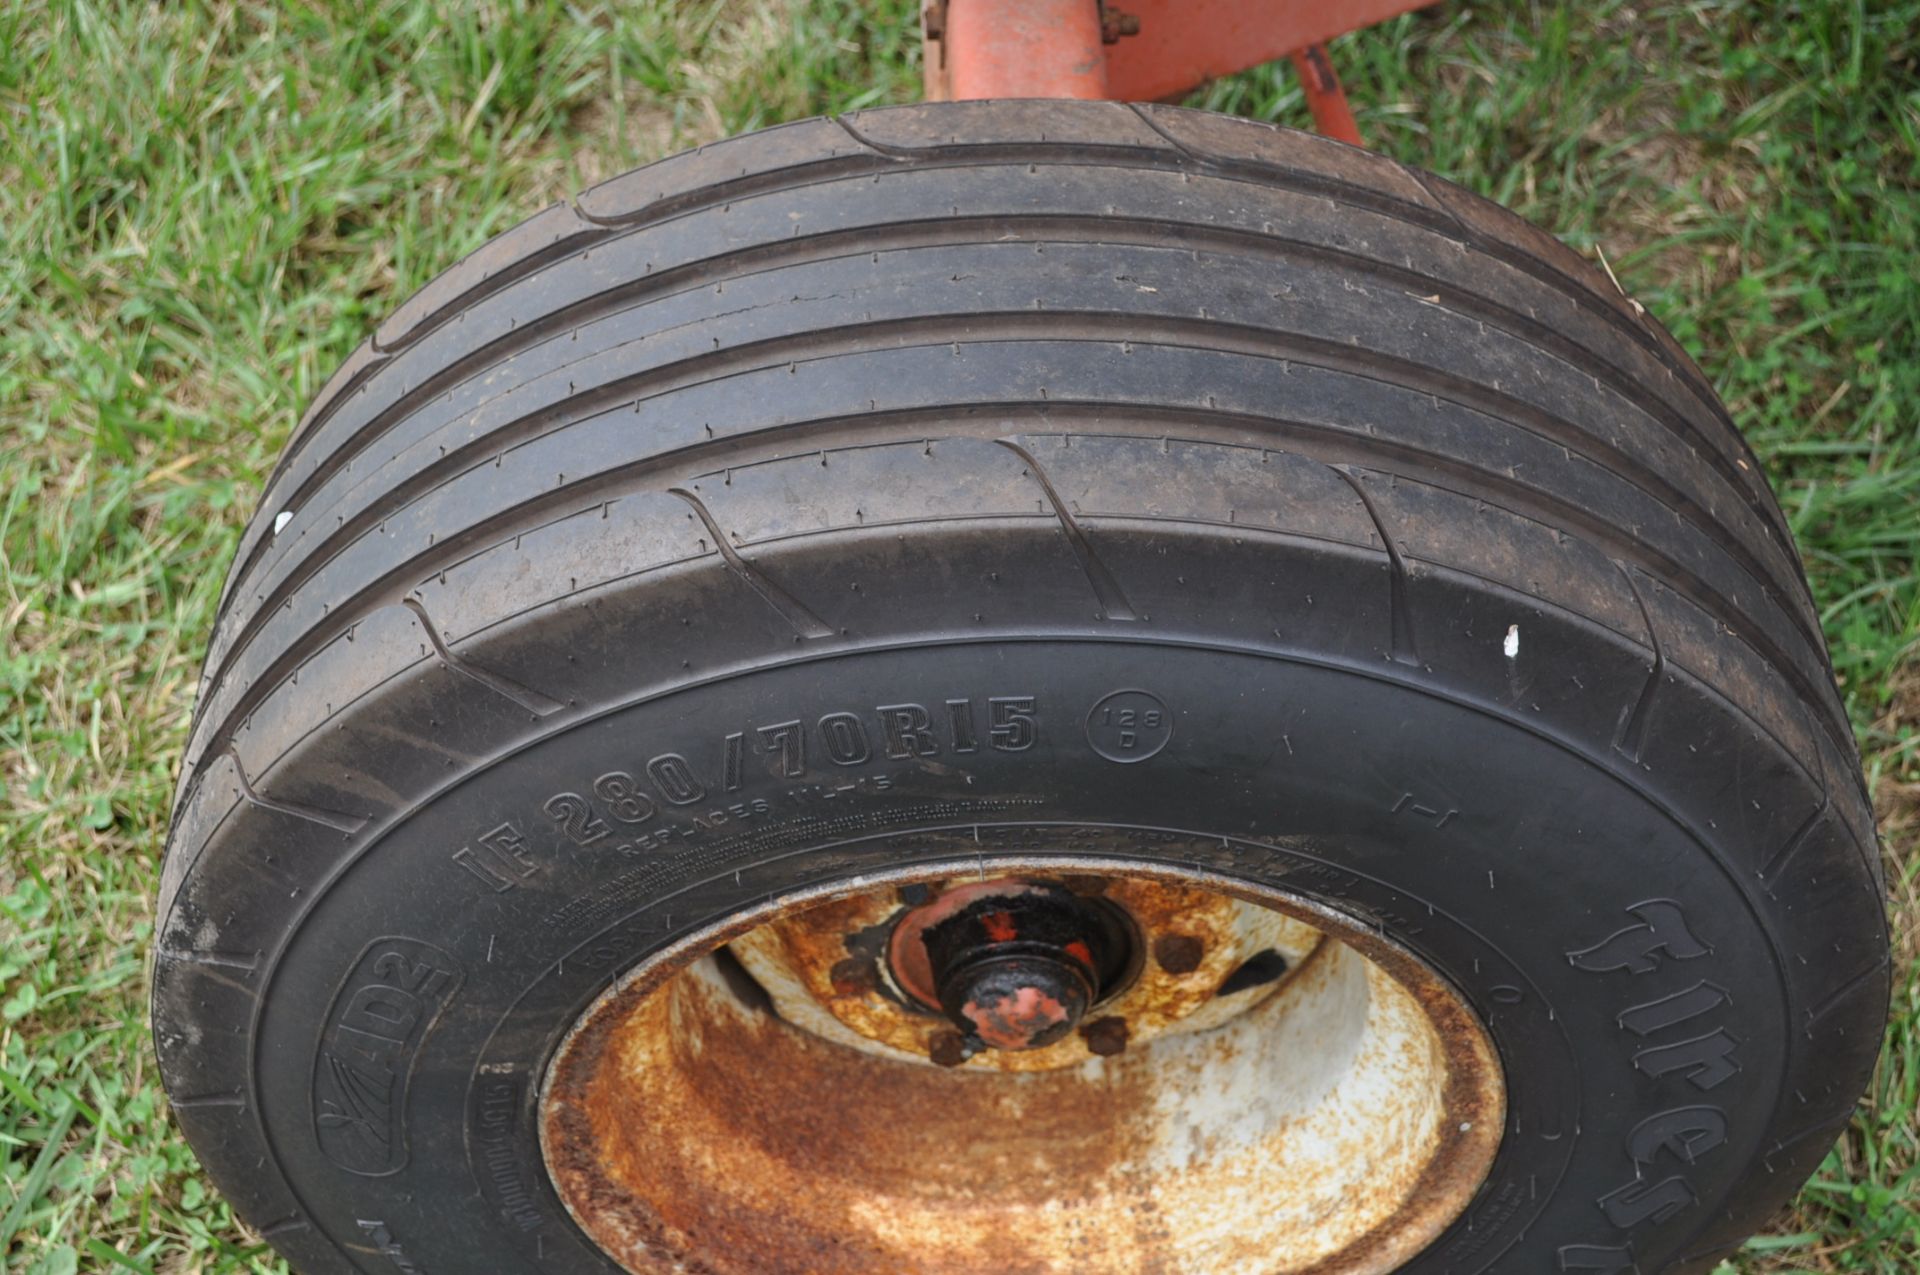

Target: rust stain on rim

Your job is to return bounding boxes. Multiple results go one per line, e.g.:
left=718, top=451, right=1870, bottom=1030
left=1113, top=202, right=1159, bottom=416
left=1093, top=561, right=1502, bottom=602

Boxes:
left=540, top=857, right=1506, bottom=1274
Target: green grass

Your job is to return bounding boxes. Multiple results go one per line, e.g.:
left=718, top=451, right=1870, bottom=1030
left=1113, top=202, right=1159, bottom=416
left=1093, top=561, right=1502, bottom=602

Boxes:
left=0, top=1, right=1914, bottom=1271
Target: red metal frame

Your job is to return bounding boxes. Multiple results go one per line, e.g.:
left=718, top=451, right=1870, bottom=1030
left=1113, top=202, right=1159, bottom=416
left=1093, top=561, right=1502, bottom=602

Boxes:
left=1288, top=43, right=1363, bottom=146
left=933, top=0, right=1111, bottom=100
left=922, top=0, right=1437, bottom=147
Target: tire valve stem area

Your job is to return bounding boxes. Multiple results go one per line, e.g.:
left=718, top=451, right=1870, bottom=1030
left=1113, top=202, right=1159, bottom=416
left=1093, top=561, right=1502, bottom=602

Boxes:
left=914, top=885, right=1134, bottom=1052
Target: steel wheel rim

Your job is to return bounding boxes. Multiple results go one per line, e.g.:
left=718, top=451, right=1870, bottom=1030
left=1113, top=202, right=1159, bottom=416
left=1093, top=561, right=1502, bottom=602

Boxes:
left=540, top=856, right=1506, bottom=1274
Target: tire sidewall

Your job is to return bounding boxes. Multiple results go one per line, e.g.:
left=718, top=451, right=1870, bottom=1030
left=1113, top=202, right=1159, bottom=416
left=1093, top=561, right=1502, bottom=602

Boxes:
left=254, top=638, right=1785, bottom=1274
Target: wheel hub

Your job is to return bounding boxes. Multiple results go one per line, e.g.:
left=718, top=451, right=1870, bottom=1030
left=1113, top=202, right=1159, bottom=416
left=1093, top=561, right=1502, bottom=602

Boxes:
left=900, top=880, right=1132, bottom=1051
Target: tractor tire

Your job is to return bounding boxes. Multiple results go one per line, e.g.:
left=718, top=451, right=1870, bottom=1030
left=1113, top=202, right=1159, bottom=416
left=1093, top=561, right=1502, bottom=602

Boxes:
left=153, top=101, right=1886, bottom=1275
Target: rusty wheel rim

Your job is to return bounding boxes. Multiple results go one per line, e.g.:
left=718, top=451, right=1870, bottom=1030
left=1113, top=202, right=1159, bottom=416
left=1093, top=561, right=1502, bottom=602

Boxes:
left=540, top=858, right=1505, bottom=1274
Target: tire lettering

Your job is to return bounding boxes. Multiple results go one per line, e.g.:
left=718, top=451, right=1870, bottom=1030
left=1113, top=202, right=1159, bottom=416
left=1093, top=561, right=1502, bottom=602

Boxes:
left=370, top=951, right=450, bottom=997
left=1625, top=1106, right=1727, bottom=1165
left=592, top=772, right=658, bottom=825
left=1084, top=690, right=1168, bottom=762
left=543, top=795, right=610, bottom=847
left=989, top=696, right=1038, bottom=751
left=878, top=703, right=940, bottom=759
left=451, top=847, right=517, bottom=893
left=453, top=821, right=543, bottom=893
left=511, top=694, right=1037, bottom=862
left=818, top=712, right=872, bottom=766
left=1617, top=981, right=1729, bottom=1037
left=1597, top=1176, right=1694, bottom=1229
left=947, top=698, right=980, bottom=753
left=470, top=1077, right=546, bottom=1231
left=1567, top=901, right=1742, bottom=1251
left=1632, top=1029, right=1741, bottom=1090
left=313, top=939, right=462, bottom=1177
left=759, top=720, right=806, bottom=777
left=722, top=731, right=745, bottom=792
left=1558, top=1242, right=1638, bottom=1272
left=647, top=753, right=706, bottom=805
left=1391, top=791, right=1459, bottom=828
left=1566, top=900, right=1710, bottom=974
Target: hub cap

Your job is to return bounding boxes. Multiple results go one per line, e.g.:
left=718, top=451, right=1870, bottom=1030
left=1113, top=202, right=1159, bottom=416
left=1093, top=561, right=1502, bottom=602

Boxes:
left=901, top=880, right=1133, bottom=1052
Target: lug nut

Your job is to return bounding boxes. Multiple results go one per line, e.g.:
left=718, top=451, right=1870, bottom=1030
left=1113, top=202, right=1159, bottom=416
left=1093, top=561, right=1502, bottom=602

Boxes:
left=928, top=1029, right=977, bottom=1068
left=1153, top=933, right=1205, bottom=975
left=829, top=957, right=876, bottom=997
left=1079, top=1015, right=1130, bottom=1057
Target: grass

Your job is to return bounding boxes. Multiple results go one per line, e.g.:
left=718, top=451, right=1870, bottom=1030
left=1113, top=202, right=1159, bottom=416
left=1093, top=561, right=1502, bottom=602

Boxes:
left=0, top=0, right=1913, bottom=1270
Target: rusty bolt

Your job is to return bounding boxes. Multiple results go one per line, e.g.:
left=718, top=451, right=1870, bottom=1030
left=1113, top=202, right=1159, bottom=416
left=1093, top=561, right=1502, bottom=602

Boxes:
left=928, top=1029, right=976, bottom=1068
left=829, top=957, right=877, bottom=998
left=1154, top=933, right=1205, bottom=975
left=1079, top=1015, right=1130, bottom=1057
left=1100, top=6, right=1141, bottom=43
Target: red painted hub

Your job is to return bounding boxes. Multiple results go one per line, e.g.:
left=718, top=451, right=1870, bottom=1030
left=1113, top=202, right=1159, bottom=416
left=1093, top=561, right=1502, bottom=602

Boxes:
left=890, top=879, right=1134, bottom=1050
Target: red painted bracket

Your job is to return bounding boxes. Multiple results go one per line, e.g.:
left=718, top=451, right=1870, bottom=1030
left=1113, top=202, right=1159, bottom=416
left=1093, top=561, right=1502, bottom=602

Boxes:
left=922, top=0, right=1439, bottom=147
